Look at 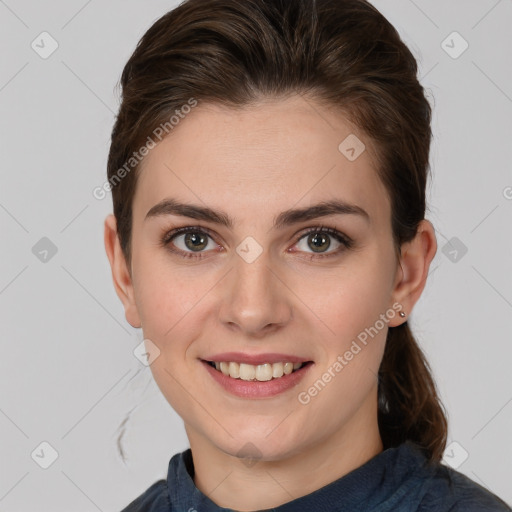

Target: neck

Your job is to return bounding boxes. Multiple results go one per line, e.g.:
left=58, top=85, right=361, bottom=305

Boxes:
left=186, top=391, right=384, bottom=511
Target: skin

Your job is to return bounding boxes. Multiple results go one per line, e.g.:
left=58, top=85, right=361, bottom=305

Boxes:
left=104, top=95, right=437, bottom=511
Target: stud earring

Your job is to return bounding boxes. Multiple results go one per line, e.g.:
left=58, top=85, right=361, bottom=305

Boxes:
left=399, top=311, right=406, bottom=318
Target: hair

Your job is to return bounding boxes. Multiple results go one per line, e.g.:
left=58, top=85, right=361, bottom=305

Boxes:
left=108, top=0, right=448, bottom=462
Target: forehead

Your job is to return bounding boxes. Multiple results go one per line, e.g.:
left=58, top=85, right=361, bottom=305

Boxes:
left=133, top=96, right=390, bottom=226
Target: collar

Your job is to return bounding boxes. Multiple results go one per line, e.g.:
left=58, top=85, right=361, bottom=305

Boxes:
left=167, top=440, right=432, bottom=511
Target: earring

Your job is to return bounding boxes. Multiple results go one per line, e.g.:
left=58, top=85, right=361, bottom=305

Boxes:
left=399, top=311, right=406, bottom=318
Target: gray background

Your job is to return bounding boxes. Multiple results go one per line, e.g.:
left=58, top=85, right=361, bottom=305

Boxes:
left=1, top=0, right=511, bottom=510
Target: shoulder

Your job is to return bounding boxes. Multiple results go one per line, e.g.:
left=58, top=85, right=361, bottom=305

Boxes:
left=118, top=449, right=189, bottom=512
left=119, top=479, right=169, bottom=512
left=412, top=453, right=511, bottom=511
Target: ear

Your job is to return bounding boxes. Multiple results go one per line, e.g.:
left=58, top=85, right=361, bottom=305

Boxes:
left=104, top=214, right=141, bottom=328
left=388, top=219, right=437, bottom=327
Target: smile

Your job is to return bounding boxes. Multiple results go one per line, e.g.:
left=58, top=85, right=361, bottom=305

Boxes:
left=200, top=353, right=314, bottom=398
left=206, top=360, right=307, bottom=381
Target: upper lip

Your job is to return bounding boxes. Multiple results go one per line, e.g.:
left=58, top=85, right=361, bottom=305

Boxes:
left=202, top=352, right=311, bottom=365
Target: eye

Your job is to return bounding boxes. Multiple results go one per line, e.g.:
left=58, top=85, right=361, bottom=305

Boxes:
left=161, top=226, right=220, bottom=259
left=161, top=225, right=353, bottom=260
left=292, top=226, right=353, bottom=258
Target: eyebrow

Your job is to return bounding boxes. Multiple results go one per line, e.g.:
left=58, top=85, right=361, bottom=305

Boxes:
left=144, top=197, right=370, bottom=229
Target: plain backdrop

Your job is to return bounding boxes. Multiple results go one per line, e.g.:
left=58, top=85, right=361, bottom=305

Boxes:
left=1, top=0, right=511, bottom=510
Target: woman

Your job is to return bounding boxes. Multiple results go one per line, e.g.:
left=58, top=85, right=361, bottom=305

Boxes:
left=103, top=0, right=512, bottom=510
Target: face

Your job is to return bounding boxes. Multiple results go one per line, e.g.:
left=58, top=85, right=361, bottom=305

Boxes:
left=112, top=95, right=409, bottom=462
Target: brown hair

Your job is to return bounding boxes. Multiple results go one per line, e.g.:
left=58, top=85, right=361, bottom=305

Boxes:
left=108, top=0, right=448, bottom=462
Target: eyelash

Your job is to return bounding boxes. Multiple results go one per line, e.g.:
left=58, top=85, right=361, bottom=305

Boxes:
left=160, top=225, right=354, bottom=261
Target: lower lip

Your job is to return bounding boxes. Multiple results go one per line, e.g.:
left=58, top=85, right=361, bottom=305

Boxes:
left=201, top=360, right=313, bottom=399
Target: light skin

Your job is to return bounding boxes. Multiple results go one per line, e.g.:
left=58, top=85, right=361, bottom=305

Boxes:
left=104, top=95, right=437, bottom=511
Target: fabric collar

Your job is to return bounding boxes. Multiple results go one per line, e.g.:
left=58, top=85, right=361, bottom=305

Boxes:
left=167, top=440, right=433, bottom=511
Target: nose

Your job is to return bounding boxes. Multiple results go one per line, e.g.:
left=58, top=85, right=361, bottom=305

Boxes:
left=218, top=249, right=292, bottom=338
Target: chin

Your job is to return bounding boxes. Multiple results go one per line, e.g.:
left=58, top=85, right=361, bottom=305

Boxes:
left=211, top=423, right=307, bottom=463
left=222, top=439, right=295, bottom=464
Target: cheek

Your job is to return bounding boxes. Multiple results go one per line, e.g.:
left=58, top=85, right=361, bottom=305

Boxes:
left=292, top=263, right=393, bottom=348
left=134, top=252, right=212, bottom=339
left=134, top=264, right=212, bottom=416
left=295, top=273, right=390, bottom=426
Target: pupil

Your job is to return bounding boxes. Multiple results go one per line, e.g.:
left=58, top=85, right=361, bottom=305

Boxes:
left=185, top=232, right=207, bottom=251
left=309, top=233, right=330, bottom=253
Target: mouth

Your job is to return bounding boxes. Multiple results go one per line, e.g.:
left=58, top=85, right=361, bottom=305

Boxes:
left=202, top=360, right=313, bottom=382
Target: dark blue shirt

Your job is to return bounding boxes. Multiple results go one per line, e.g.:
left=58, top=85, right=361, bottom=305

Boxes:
left=120, top=440, right=512, bottom=511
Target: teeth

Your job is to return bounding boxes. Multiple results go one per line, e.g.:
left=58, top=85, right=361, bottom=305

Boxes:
left=255, top=363, right=272, bottom=381
left=228, top=361, right=240, bottom=378
left=210, top=360, right=305, bottom=381
left=272, top=362, right=284, bottom=378
left=239, top=363, right=256, bottom=381
left=220, top=362, right=230, bottom=376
